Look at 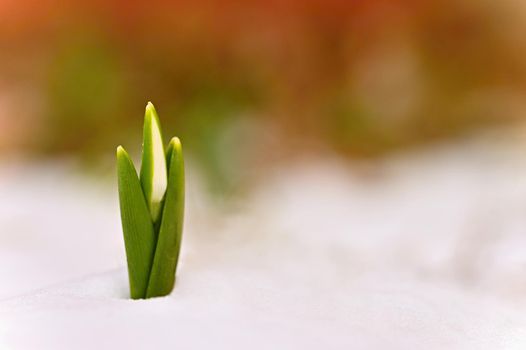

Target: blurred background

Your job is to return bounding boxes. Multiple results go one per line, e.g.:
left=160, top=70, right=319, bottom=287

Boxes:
left=2, top=0, right=526, bottom=194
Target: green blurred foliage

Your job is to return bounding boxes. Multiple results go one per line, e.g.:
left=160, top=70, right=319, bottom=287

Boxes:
left=45, top=33, right=128, bottom=156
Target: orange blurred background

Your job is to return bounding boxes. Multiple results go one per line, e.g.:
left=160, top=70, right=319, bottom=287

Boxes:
left=1, top=0, right=526, bottom=191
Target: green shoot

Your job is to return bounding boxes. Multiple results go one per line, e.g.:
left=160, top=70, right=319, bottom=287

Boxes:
left=116, top=102, right=185, bottom=299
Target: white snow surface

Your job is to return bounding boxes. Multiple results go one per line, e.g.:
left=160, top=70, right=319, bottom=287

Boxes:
left=2, top=135, right=526, bottom=349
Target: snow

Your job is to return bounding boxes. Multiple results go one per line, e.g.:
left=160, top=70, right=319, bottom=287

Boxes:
left=2, top=134, right=526, bottom=349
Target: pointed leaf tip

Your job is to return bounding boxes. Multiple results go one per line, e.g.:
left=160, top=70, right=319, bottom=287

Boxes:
left=170, top=137, right=182, bottom=149
left=165, top=137, right=183, bottom=173
left=145, top=102, right=157, bottom=117
left=116, top=145, right=126, bottom=156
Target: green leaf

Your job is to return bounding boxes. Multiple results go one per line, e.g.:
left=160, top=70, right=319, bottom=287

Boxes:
left=146, top=137, right=185, bottom=298
left=140, top=102, right=167, bottom=223
left=117, top=146, right=157, bottom=299
left=165, top=136, right=175, bottom=171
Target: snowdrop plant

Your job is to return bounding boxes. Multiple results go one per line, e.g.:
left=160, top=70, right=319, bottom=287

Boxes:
left=117, top=102, right=185, bottom=299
